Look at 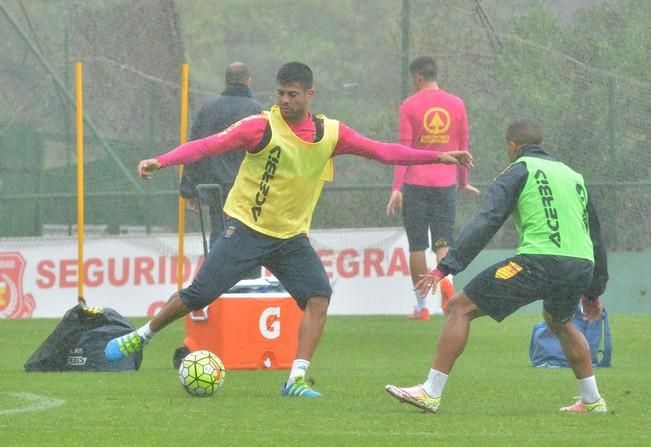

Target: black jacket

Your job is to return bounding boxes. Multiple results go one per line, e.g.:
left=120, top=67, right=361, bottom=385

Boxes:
left=438, top=144, right=608, bottom=297
left=180, top=83, right=262, bottom=201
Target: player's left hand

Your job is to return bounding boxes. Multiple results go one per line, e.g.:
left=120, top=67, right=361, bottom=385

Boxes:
left=459, top=184, right=481, bottom=197
left=415, top=269, right=445, bottom=297
left=438, top=151, right=473, bottom=168
left=580, top=295, right=602, bottom=322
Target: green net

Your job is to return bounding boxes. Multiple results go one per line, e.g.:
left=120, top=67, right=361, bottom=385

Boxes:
left=1, top=0, right=649, bottom=252
left=0, top=0, right=184, bottom=241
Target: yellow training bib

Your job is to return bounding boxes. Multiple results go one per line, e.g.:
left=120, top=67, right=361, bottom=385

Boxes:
left=224, top=106, right=338, bottom=238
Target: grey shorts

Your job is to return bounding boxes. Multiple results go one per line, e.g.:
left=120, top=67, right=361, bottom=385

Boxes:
left=402, top=184, right=456, bottom=252
left=180, top=218, right=332, bottom=310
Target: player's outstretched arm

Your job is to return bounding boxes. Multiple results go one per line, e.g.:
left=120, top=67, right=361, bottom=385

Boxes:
left=333, top=124, right=474, bottom=167
left=149, top=115, right=267, bottom=175
left=138, top=159, right=161, bottom=179
left=437, top=151, right=473, bottom=168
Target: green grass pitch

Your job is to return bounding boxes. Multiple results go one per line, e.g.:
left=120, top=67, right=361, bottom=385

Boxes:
left=1, top=314, right=649, bottom=446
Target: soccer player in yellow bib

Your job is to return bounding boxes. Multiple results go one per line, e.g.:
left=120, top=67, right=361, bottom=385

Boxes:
left=105, top=62, right=472, bottom=397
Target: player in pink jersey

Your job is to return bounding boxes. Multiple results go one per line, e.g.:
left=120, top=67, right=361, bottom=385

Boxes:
left=106, top=62, right=473, bottom=398
left=386, top=56, right=480, bottom=320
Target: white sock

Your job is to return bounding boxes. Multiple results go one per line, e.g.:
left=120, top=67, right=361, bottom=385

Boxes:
left=288, top=359, right=310, bottom=384
left=414, top=289, right=427, bottom=311
left=578, top=375, right=601, bottom=404
left=423, top=368, right=448, bottom=397
left=136, top=322, right=154, bottom=342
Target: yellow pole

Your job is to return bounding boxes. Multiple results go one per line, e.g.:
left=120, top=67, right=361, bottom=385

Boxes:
left=176, top=64, right=189, bottom=290
left=75, top=61, right=86, bottom=304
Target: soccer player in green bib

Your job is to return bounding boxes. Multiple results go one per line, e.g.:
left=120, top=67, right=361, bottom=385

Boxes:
left=386, top=119, right=609, bottom=413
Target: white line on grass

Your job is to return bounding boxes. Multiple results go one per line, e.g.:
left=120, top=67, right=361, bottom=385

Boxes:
left=0, top=392, right=65, bottom=415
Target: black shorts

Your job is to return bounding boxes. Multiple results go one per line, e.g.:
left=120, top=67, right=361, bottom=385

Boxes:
left=402, top=184, right=456, bottom=252
left=180, top=218, right=332, bottom=311
left=463, top=254, right=594, bottom=323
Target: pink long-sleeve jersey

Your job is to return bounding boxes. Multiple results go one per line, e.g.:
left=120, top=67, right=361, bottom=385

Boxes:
left=156, top=113, right=446, bottom=169
left=391, top=88, right=470, bottom=191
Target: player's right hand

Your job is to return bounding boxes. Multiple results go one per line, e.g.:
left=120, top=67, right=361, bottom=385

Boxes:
left=137, top=159, right=161, bottom=179
left=438, top=151, right=473, bottom=168
left=385, top=191, right=403, bottom=216
left=415, top=269, right=445, bottom=297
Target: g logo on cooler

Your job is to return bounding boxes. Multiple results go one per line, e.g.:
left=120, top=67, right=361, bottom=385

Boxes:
left=259, top=306, right=280, bottom=340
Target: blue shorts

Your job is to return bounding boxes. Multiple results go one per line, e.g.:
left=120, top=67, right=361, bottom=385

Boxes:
left=179, top=218, right=332, bottom=310
left=463, top=254, right=594, bottom=323
left=402, top=184, right=456, bottom=252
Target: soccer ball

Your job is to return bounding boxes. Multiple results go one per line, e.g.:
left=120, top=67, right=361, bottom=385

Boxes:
left=177, top=350, right=226, bottom=397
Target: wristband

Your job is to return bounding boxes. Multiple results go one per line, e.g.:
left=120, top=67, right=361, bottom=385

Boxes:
left=430, top=268, right=445, bottom=279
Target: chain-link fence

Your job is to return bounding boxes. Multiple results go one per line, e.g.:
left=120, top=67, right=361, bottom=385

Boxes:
left=0, top=0, right=184, bottom=241
left=1, top=0, right=649, bottom=250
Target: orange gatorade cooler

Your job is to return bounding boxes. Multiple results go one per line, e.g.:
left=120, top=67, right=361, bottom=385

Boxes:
left=174, top=290, right=303, bottom=370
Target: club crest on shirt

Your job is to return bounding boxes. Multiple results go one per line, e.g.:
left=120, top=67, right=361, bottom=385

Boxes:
left=421, top=107, right=451, bottom=144
left=433, top=238, right=448, bottom=249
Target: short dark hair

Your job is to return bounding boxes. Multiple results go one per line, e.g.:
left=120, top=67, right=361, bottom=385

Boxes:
left=409, top=56, right=437, bottom=81
left=225, top=62, right=251, bottom=85
left=506, top=119, right=544, bottom=146
left=276, top=62, right=313, bottom=89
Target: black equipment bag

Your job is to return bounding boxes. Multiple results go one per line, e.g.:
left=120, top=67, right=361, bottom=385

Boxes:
left=24, top=304, right=142, bottom=372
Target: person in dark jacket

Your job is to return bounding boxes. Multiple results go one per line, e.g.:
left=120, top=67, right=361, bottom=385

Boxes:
left=180, top=62, right=262, bottom=247
left=385, top=118, right=610, bottom=414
